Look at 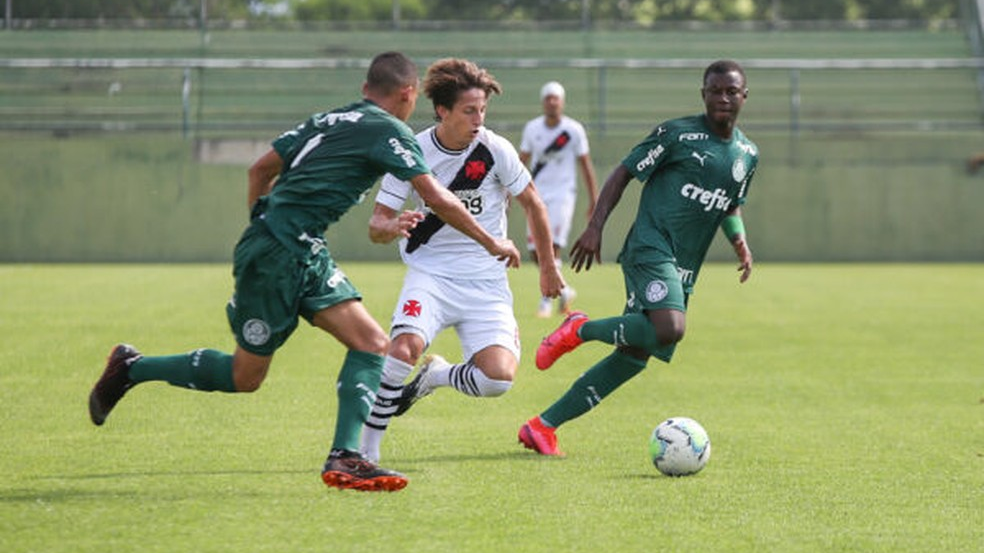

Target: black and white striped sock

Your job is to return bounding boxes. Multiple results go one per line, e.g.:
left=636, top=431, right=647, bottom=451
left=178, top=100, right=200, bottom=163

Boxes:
left=433, top=361, right=513, bottom=398
left=360, top=356, right=413, bottom=462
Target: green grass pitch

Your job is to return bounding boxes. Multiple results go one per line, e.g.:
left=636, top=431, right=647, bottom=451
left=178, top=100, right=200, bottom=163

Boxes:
left=1, top=263, right=982, bottom=552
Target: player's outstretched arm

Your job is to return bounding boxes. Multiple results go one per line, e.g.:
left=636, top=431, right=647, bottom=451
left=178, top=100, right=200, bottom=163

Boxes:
left=570, top=164, right=633, bottom=272
left=368, top=203, right=425, bottom=244
left=408, top=173, right=521, bottom=267
left=734, top=237, right=753, bottom=283
left=577, top=153, right=599, bottom=219
left=247, top=149, right=283, bottom=210
left=516, top=182, right=565, bottom=298
left=722, top=207, right=753, bottom=283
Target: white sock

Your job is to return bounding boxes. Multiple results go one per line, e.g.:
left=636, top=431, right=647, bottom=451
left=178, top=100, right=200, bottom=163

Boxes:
left=428, top=361, right=513, bottom=398
left=360, top=356, right=414, bottom=462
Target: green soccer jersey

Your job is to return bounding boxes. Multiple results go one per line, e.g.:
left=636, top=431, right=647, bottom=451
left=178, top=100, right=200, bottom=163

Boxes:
left=619, top=114, right=758, bottom=291
left=259, top=100, right=430, bottom=256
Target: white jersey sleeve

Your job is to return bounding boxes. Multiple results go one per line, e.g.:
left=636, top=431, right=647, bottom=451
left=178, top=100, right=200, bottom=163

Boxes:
left=570, top=118, right=590, bottom=157
left=519, top=117, right=540, bottom=155
left=377, top=172, right=413, bottom=212
left=492, top=131, right=533, bottom=197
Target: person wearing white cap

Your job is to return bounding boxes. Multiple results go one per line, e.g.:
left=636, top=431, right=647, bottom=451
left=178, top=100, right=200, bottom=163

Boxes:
left=520, top=81, right=599, bottom=318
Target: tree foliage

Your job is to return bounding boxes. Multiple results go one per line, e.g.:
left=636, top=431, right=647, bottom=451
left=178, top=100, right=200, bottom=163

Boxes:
left=12, top=0, right=252, bottom=19
left=293, top=0, right=424, bottom=21
left=9, top=0, right=962, bottom=21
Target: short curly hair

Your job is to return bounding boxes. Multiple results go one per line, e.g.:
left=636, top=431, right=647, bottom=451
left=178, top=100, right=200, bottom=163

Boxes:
left=423, top=58, right=502, bottom=117
left=703, top=60, right=746, bottom=87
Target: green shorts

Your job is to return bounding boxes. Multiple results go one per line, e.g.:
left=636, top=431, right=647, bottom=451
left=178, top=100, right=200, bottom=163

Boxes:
left=621, top=261, right=689, bottom=362
left=621, top=261, right=689, bottom=315
left=226, top=222, right=361, bottom=356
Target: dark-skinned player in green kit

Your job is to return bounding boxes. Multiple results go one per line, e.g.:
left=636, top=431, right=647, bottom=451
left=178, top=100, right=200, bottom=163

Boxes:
left=519, top=60, right=758, bottom=456
left=87, top=51, right=520, bottom=491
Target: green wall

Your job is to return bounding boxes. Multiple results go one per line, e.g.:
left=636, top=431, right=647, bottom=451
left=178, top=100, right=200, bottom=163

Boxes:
left=2, top=131, right=982, bottom=262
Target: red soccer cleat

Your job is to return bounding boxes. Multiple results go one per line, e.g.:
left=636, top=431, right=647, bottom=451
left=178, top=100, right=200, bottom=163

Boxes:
left=535, top=311, right=588, bottom=370
left=518, top=416, right=565, bottom=457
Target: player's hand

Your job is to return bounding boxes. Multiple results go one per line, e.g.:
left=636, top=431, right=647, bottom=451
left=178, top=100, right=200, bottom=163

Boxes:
left=488, top=238, right=521, bottom=269
left=570, top=226, right=602, bottom=272
left=369, top=208, right=424, bottom=244
left=540, top=263, right=566, bottom=298
left=394, top=210, right=425, bottom=238
left=733, top=238, right=753, bottom=283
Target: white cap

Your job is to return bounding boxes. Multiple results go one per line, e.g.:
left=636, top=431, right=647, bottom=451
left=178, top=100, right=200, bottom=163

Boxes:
left=540, top=81, right=565, bottom=100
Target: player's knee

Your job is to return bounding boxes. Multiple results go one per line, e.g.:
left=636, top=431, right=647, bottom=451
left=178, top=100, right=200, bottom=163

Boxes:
left=654, top=323, right=685, bottom=347
left=236, top=379, right=262, bottom=393
left=476, top=360, right=516, bottom=382
left=233, top=370, right=266, bottom=393
left=355, top=331, right=390, bottom=357
left=388, top=332, right=423, bottom=365
left=232, top=352, right=270, bottom=393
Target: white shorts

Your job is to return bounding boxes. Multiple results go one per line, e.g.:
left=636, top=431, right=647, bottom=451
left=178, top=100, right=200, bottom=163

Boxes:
left=390, top=268, right=520, bottom=362
left=527, top=193, right=576, bottom=250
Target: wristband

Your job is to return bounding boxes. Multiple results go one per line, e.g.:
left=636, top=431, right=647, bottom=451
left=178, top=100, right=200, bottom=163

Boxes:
left=721, top=215, right=745, bottom=242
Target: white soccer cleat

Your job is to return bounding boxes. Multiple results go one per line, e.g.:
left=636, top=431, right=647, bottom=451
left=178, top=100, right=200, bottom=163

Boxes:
left=558, top=286, right=577, bottom=314
left=393, top=355, right=447, bottom=417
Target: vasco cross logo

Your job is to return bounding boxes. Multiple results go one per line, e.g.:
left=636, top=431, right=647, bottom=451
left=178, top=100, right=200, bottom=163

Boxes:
left=465, top=160, right=487, bottom=181
left=242, top=319, right=271, bottom=346
left=402, top=299, right=422, bottom=317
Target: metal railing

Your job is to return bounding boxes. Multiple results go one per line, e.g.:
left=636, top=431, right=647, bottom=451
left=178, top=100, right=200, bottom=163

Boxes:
left=2, top=56, right=983, bottom=137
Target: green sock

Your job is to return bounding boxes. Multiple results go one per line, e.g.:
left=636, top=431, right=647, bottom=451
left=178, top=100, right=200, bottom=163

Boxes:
left=129, top=348, right=236, bottom=392
left=578, top=313, right=677, bottom=362
left=540, top=350, right=648, bottom=428
left=578, top=313, right=660, bottom=351
left=331, top=350, right=384, bottom=453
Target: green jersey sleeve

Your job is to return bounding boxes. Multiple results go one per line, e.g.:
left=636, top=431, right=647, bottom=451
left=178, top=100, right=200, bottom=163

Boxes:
left=621, top=123, right=676, bottom=184
left=271, top=119, right=316, bottom=170
left=372, top=129, right=430, bottom=182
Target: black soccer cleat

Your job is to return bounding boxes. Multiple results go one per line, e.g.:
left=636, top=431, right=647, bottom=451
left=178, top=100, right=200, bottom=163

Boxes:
left=88, top=344, right=142, bottom=426
left=321, top=449, right=408, bottom=492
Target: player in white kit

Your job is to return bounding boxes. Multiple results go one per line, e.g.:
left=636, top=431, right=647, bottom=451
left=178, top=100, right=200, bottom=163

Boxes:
left=520, top=81, right=599, bottom=317
left=360, top=58, right=565, bottom=462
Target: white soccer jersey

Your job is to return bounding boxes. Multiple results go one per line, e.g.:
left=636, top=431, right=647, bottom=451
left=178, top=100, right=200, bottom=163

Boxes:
left=376, top=126, right=531, bottom=279
left=519, top=115, right=590, bottom=201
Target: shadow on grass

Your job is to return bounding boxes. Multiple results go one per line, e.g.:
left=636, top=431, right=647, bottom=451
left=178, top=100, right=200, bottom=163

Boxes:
left=30, top=468, right=312, bottom=481
left=618, top=472, right=710, bottom=482
left=6, top=469, right=310, bottom=504
left=0, top=487, right=141, bottom=503
left=619, top=472, right=669, bottom=482
left=398, top=450, right=567, bottom=464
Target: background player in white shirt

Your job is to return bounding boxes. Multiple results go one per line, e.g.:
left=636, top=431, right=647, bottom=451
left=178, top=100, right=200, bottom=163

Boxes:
left=520, top=81, right=599, bottom=317
left=360, top=58, right=565, bottom=463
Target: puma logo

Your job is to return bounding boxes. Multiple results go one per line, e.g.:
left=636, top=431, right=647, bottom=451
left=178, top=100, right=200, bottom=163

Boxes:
left=692, top=151, right=710, bottom=166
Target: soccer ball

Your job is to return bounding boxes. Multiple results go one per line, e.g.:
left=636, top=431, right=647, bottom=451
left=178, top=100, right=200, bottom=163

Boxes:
left=649, top=417, right=711, bottom=476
